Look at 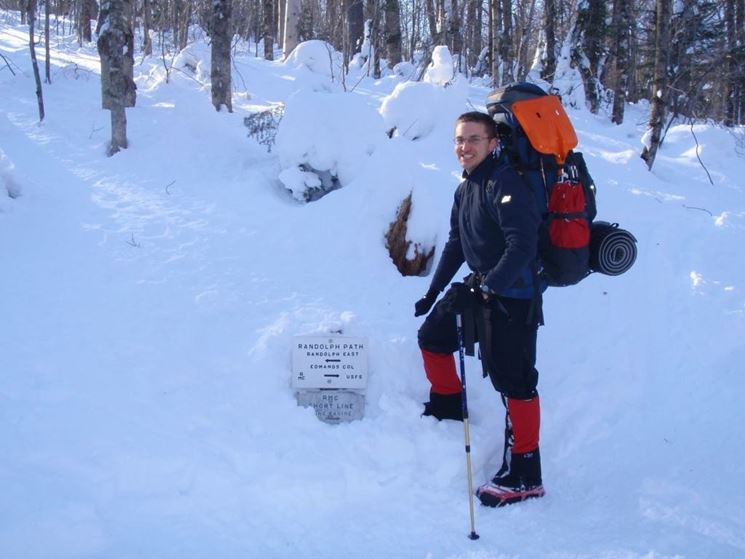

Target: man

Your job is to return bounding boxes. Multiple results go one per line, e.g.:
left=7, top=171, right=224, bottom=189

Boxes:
left=414, top=111, right=545, bottom=507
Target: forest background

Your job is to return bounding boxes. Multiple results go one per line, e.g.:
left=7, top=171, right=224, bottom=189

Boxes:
left=5, top=0, right=745, bottom=163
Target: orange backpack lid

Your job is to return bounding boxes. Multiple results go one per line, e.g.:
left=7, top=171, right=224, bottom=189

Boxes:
left=511, top=95, right=578, bottom=165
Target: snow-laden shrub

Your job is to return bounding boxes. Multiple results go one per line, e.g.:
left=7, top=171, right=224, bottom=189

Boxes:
left=392, top=61, right=417, bottom=80
left=379, top=77, right=469, bottom=141
left=275, top=90, right=385, bottom=202
left=284, top=40, right=343, bottom=80
left=173, top=42, right=211, bottom=82
left=1, top=149, right=20, bottom=207
left=423, top=46, right=454, bottom=86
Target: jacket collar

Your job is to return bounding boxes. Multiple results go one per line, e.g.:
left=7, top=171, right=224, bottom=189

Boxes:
left=461, top=155, right=497, bottom=182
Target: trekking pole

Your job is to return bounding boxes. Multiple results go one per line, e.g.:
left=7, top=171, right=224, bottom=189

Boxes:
left=456, top=313, right=480, bottom=541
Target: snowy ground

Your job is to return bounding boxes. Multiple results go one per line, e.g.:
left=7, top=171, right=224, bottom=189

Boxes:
left=2, top=13, right=745, bottom=559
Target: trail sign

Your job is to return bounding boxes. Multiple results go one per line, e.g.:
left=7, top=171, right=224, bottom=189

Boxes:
left=296, top=390, right=366, bottom=424
left=292, top=335, right=369, bottom=424
left=292, top=336, right=368, bottom=390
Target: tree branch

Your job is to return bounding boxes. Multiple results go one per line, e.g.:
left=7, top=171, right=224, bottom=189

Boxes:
left=0, top=52, right=17, bottom=75
left=689, top=121, right=714, bottom=185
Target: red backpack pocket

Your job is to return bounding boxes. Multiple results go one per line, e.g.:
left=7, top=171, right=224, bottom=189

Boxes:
left=547, top=180, right=590, bottom=249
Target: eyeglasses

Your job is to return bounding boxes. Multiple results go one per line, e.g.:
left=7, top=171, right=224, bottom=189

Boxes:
left=454, top=135, right=493, bottom=146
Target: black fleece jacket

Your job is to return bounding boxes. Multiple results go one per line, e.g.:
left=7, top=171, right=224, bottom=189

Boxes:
left=429, top=153, right=540, bottom=298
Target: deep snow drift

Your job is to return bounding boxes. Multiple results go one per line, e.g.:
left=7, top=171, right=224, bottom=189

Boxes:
left=2, top=13, right=745, bottom=559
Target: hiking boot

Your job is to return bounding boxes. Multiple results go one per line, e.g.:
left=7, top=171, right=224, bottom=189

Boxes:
left=421, top=392, right=463, bottom=421
left=476, top=448, right=545, bottom=507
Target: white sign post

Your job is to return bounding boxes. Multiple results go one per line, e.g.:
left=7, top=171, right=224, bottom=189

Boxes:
left=292, top=335, right=369, bottom=424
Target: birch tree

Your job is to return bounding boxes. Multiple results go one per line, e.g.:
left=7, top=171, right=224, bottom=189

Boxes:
left=641, top=0, right=672, bottom=170
left=283, top=0, right=300, bottom=57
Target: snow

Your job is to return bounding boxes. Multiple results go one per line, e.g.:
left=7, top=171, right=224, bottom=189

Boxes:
left=423, top=45, right=455, bottom=86
left=275, top=89, right=385, bottom=200
left=380, top=76, right=470, bottom=143
left=2, top=12, right=745, bottom=559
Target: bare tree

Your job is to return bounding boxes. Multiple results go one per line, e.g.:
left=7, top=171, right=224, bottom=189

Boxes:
left=424, top=0, right=443, bottom=45
left=463, top=0, right=481, bottom=70
left=445, top=0, right=463, bottom=63
left=44, top=0, right=50, bottom=83
left=499, top=0, right=513, bottom=83
left=609, top=0, right=631, bottom=124
left=347, top=0, right=364, bottom=54
left=489, top=0, right=501, bottom=85
left=384, top=0, right=402, bottom=65
left=97, top=0, right=137, bottom=155
left=283, top=0, right=300, bottom=57
left=514, top=0, right=537, bottom=80
left=27, top=0, right=45, bottom=122
left=263, top=0, right=274, bottom=59
left=571, top=0, right=607, bottom=114
left=641, top=0, right=672, bottom=170
left=210, top=0, right=232, bottom=112
left=738, top=0, right=745, bottom=124
left=723, top=0, right=745, bottom=126
left=541, top=0, right=557, bottom=82
left=143, top=0, right=153, bottom=56
left=79, top=0, right=95, bottom=43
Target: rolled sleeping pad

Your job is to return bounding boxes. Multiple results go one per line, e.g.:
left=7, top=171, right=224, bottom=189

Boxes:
left=589, top=221, right=637, bottom=276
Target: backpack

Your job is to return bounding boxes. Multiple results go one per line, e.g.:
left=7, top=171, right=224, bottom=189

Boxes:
left=486, top=82, right=597, bottom=287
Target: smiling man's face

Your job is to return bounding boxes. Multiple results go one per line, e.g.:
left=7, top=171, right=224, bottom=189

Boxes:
left=454, top=121, right=498, bottom=174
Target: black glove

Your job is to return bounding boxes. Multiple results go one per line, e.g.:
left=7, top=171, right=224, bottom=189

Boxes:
left=414, top=288, right=439, bottom=317
left=440, top=282, right=477, bottom=314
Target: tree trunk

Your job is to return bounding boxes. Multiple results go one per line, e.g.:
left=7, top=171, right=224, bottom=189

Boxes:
left=489, top=0, right=500, bottom=86
left=641, top=0, right=672, bottom=170
left=277, top=0, right=286, bottom=50
left=465, top=0, right=480, bottom=70
left=446, top=0, right=463, bottom=61
left=110, top=105, right=127, bottom=153
left=571, top=0, right=606, bottom=114
left=541, top=0, right=556, bottom=82
left=372, top=0, right=382, bottom=78
left=44, top=0, right=50, bottom=83
left=211, top=0, right=232, bottom=112
left=514, top=0, right=536, bottom=80
left=424, top=0, right=441, bottom=45
left=28, top=0, right=45, bottom=122
left=179, top=1, right=191, bottom=50
left=500, top=0, right=512, bottom=84
left=263, top=0, right=274, bottom=59
left=725, top=0, right=737, bottom=126
left=143, top=0, right=153, bottom=56
left=79, top=0, right=94, bottom=43
left=283, top=0, right=300, bottom=57
left=737, top=0, right=745, bottom=124
left=347, top=0, right=364, bottom=54
left=97, top=0, right=136, bottom=155
left=610, top=0, right=631, bottom=124
left=384, top=0, right=402, bottom=65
